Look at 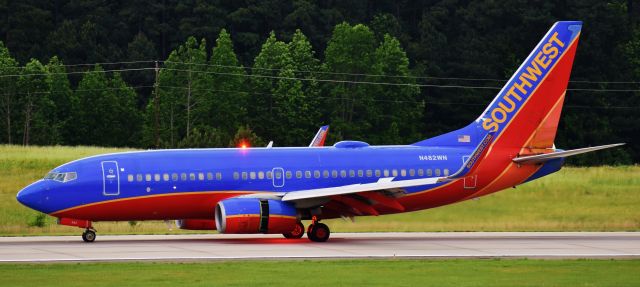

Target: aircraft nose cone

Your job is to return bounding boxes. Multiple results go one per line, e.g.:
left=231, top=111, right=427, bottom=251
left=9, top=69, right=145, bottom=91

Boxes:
left=17, top=181, right=48, bottom=212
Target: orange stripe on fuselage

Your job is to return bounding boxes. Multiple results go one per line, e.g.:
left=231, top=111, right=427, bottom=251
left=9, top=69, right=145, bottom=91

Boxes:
left=51, top=191, right=255, bottom=221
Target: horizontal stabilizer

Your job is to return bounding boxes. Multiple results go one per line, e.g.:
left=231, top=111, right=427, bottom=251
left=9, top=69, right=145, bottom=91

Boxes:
left=513, top=143, right=625, bottom=164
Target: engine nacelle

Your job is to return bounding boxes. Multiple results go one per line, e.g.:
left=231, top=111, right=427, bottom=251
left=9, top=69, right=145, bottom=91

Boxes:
left=215, top=198, right=298, bottom=234
left=175, top=219, right=217, bottom=230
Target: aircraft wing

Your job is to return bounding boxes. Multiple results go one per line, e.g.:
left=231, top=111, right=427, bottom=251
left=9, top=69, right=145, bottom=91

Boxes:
left=513, top=143, right=625, bottom=164
left=281, top=176, right=441, bottom=202
left=309, top=125, right=329, bottom=147
left=279, top=131, right=496, bottom=216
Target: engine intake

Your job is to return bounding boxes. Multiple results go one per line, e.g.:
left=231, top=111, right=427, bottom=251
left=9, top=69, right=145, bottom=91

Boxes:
left=215, top=198, right=298, bottom=234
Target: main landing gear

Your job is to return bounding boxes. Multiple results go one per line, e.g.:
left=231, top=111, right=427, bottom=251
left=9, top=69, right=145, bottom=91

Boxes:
left=82, top=228, right=97, bottom=243
left=282, top=216, right=331, bottom=242
left=307, top=216, right=330, bottom=242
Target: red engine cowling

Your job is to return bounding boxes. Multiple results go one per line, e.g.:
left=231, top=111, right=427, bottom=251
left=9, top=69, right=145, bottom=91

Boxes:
left=175, top=219, right=217, bottom=230
left=215, top=198, right=298, bottom=234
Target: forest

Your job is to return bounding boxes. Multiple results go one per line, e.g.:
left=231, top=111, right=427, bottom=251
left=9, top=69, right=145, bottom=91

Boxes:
left=0, top=0, right=638, bottom=165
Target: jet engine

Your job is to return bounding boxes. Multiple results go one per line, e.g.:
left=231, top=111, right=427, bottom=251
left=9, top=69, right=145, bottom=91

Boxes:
left=215, top=198, right=298, bottom=234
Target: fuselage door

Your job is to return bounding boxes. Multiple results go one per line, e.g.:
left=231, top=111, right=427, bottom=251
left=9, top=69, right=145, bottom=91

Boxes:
left=101, top=161, right=120, bottom=196
left=272, top=167, right=285, bottom=188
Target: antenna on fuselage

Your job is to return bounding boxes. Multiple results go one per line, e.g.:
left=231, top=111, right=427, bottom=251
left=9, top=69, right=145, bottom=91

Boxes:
left=266, top=141, right=273, bottom=148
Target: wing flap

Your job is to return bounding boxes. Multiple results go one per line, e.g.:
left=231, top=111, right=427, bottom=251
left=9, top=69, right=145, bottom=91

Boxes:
left=281, top=176, right=441, bottom=202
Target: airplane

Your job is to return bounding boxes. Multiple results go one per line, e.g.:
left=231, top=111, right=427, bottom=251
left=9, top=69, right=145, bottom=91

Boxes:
left=17, top=21, right=624, bottom=243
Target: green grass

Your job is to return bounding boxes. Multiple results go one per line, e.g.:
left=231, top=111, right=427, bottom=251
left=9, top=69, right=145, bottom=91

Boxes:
left=1, top=144, right=639, bottom=235
left=1, top=259, right=639, bottom=286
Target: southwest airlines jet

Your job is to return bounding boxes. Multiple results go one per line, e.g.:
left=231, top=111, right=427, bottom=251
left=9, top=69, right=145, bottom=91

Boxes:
left=17, top=21, right=623, bottom=242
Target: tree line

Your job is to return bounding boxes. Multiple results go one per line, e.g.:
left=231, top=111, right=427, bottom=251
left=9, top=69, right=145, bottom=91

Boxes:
left=0, top=1, right=638, bottom=165
left=0, top=23, right=423, bottom=151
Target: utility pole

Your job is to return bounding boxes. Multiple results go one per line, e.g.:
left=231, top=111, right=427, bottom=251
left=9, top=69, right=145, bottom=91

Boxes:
left=154, top=60, right=160, bottom=148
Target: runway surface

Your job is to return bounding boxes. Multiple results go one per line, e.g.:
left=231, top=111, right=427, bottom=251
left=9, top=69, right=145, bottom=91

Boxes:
left=1, top=232, right=639, bottom=262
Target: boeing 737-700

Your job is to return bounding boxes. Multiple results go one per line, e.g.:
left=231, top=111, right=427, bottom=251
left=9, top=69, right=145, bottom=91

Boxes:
left=17, top=21, right=623, bottom=242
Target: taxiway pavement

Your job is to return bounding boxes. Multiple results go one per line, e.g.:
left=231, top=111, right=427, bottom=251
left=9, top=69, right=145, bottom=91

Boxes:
left=1, top=232, right=638, bottom=262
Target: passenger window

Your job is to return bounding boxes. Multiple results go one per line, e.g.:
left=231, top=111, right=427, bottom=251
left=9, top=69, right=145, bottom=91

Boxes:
left=323, top=170, right=329, bottom=178
left=358, top=170, right=364, bottom=177
left=250, top=172, right=256, bottom=180
left=427, top=169, right=433, bottom=176
left=418, top=169, right=424, bottom=176
left=154, top=174, right=160, bottom=181
left=198, top=172, right=204, bottom=180
left=242, top=172, right=248, bottom=180
left=189, top=173, right=196, bottom=181
left=207, top=172, right=213, bottom=180
left=349, top=170, right=355, bottom=177
left=258, top=171, right=264, bottom=179
left=233, top=172, right=239, bottom=180
left=409, top=169, right=415, bottom=176
left=163, top=173, right=169, bottom=181
left=375, top=170, right=381, bottom=177
left=296, top=171, right=302, bottom=179
left=383, top=170, right=389, bottom=177
left=331, top=170, right=338, bottom=178
left=136, top=174, right=143, bottom=182
left=340, top=170, right=347, bottom=178
left=181, top=173, right=187, bottom=181
left=305, top=171, right=311, bottom=178
left=267, top=171, right=273, bottom=179
left=314, top=170, right=320, bottom=178
left=435, top=169, right=441, bottom=176
left=366, top=170, right=373, bottom=177
left=392, top=169, right=398, bottom=177
left=401, top=169, right=407, bottom=177
left=145, top=174, right=152, bottom=182
left=275, top=171, right=282, bottom=179
left=444, top=169, right=449, bottom=176
left=216, top=172, right=222, bottom=180
left=172, top=173, right=178, bottom=181
left=127, top=174, right=134, bottom=182
left=286, top=171, right=292, bottom=179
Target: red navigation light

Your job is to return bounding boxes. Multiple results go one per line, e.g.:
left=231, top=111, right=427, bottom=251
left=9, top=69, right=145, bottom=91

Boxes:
left=238, top=140, right=249, bottom=149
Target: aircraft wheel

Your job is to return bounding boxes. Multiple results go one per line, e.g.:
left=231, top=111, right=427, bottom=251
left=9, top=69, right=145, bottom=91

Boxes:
left=82, top=229, right=96, bottom=242
left=307, top=223, right=330, bottom=242
left=283, top=222, right=305, bottom=239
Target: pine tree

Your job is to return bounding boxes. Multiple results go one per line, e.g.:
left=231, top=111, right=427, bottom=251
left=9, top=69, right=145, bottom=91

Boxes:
left=207, top=29, right=248, bottom=142
left=372, top=34, right=423, bottom=144
left=45, top=56, right=75, bottom=145
left=249, top=32, right=294, bottom=143
left=17, top=59, right=56, bottom=145
left=144, top=37, right=210, bottom=147
left=323, top=23, right=378, bottom=142
left=0, top=41, right=19, bottom=144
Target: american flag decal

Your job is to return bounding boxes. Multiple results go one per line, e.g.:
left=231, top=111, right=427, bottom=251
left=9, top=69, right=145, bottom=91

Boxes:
left=458, top=135, right=471, bottom=143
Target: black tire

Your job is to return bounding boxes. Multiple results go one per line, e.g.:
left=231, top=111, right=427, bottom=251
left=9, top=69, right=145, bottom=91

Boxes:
left=82, top=230, right=96, bottom=242
left=283, top=222, right=305, bottom=239
left=307, top=223, right=330, bottom=242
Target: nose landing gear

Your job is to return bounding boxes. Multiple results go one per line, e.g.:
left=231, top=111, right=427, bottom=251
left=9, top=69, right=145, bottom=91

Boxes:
left=82, top=229, right=97, bottom=242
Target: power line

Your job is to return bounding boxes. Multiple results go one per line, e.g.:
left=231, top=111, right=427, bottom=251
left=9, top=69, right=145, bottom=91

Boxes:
left=1, top=64, right=640, bottom=92
left=162, top=60, right=640, bottom=85
left=155, top=85, right=640, bottom=110
left=3, top=59, right=639, bottom=85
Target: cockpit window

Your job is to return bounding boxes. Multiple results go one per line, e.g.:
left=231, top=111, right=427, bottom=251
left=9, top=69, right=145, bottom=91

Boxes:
left=64, top=172, right=77, bottom=182
left=44, top=171, right=78, bottom=183
left=54, top=173, right=65, bottom=181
